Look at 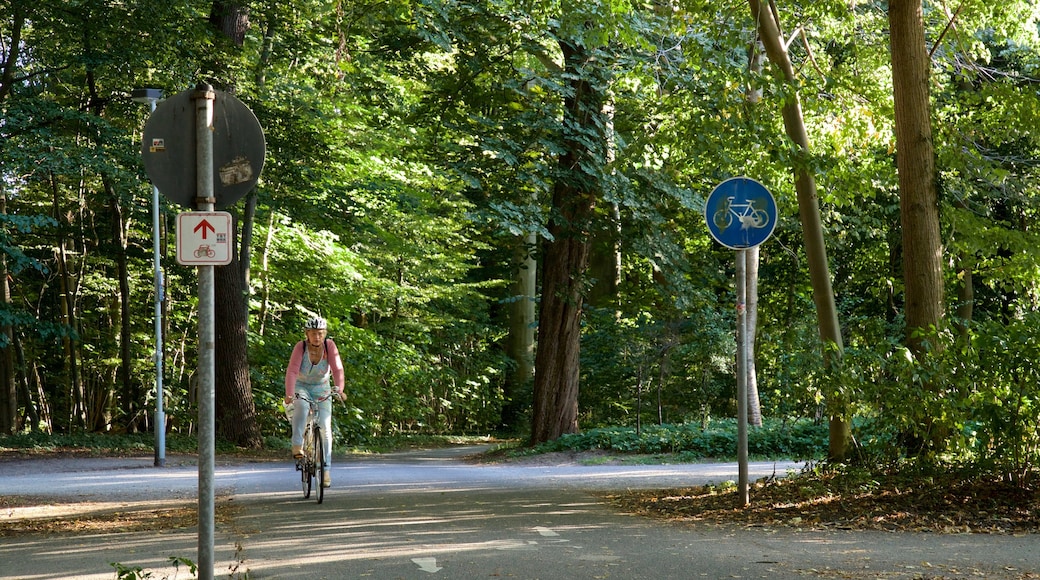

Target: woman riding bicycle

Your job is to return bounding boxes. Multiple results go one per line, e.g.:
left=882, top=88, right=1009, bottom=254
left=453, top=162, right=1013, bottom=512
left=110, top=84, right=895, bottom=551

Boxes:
left=284, top=316, right=345, bottom=488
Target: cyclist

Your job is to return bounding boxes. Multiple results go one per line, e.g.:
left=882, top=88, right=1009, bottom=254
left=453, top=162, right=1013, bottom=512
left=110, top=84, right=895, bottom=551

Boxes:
left=284, top=316, right=345, bottom=488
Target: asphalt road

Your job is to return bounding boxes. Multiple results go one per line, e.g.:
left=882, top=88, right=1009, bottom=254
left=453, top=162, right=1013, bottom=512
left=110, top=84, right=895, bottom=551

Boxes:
left=0, top=448, right=1036, bottom=579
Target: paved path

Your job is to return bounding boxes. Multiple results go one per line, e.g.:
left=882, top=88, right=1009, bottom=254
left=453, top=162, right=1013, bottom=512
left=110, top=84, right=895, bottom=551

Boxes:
left=0, top=448, right=1036, bottom=579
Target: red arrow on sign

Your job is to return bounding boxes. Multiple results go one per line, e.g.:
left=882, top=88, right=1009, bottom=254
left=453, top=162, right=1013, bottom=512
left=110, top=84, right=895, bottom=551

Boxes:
left=194, top=219, right=216, bottom=239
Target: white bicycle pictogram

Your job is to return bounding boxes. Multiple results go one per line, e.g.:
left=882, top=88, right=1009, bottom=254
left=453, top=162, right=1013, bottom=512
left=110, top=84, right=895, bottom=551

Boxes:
left=712, top=196, right=770, bottom=231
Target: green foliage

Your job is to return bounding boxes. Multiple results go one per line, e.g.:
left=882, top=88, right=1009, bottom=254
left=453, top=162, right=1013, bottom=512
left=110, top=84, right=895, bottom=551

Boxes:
left=3, top=0, right=1040, bottom=487
left=111, top=556, right=198, bottom=580
left=526, top=419, right=827, bottom=459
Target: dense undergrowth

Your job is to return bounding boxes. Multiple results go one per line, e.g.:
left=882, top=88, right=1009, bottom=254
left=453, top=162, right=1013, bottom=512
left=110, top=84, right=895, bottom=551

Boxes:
left=519, top=419, right=828, bottom=460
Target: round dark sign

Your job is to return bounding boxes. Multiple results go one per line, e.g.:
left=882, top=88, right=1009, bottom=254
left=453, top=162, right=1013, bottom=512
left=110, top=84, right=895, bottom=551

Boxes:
left=142, top=87, right=265, bottom=209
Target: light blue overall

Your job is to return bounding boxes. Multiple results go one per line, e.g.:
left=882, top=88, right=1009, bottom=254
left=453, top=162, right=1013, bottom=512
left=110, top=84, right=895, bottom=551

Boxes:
left=291, top=350, right=334, bottom=468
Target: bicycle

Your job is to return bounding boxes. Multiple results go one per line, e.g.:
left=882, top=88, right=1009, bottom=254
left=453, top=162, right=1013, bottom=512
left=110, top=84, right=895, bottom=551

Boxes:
left=712, top=195, right=770, bottom=232
left=292, top=392, right=332, bottom=503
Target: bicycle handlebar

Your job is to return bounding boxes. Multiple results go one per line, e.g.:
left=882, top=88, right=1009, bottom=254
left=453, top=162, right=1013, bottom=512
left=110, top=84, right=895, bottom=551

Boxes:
left=294, top=392, right=340, bottom=404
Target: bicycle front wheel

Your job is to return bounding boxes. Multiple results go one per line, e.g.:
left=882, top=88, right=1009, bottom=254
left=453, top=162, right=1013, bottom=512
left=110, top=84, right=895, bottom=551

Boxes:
left=301, top=425, right=314, bottom=499
left=313, top=426, right=325, bottom=504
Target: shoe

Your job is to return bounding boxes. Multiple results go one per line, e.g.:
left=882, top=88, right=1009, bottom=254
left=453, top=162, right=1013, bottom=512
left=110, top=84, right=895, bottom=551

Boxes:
left=322, top=472, right=331, bottom=488
left=292, top=445, right=303, bottom=459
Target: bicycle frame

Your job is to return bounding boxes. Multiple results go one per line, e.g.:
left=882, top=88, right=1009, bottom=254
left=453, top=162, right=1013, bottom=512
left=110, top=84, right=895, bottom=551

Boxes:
left=293, top=392, right=333, bottom=503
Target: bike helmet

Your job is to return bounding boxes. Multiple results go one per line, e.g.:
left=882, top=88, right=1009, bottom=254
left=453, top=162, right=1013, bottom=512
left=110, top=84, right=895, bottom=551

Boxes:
left=304, top=316, right=327, bottom=330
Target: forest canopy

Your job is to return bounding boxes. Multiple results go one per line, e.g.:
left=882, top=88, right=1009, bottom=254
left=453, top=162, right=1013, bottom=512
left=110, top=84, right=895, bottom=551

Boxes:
left=2, top=0, right=1040, bottom=482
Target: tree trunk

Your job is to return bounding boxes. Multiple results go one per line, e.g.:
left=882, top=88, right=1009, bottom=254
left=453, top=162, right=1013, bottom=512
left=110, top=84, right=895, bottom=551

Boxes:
left=0, top=188, right=14, bottom=434
left=215, top=241, right=262, bottom=448
left=745, top=44, right=765, bottom=428
left=106, top=184, right=136, bottom=432
left=889, top=0, right=946, bottom=453
left=530, top=39, right=605, bottom=445
left=749, top=0, right=848, bottom=458
left=502, top=231, right=536, bottom=431
left=208, top=0, right=263, bottom=448
left=0, top=6, right=23, bottom=433
left=209, top=1, right=249, bottom=47
left=586, top=100, right=620, bottom=311
left=51, top=172, right=84, bottom=432
left=746, top=246, right=763, bottom=427
left=889, top=0, right=945, bottom=350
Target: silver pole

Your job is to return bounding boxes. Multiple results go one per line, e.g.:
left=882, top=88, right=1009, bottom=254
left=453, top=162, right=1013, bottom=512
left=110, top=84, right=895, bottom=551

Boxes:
left=736, top=249, right=749, bottom=506
left=194, top=83, right=216, bottom=580
left=149, top=97, right=166, bottom=468
left=133, top=88, right=167, bottom=468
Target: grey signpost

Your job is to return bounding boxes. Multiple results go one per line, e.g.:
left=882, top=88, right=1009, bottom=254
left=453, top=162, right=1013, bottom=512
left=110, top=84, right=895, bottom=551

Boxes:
left=141, top=83, right=264, bottom=580
left=131, top=87, right=166, bottom=468
left=704, top=176, right=777, bottom=506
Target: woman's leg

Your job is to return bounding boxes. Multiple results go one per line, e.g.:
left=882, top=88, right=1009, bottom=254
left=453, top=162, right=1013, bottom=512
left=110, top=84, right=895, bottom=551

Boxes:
left=291, top=393, right=309, bottom=450
left=318, top=398, right=333, bottom=467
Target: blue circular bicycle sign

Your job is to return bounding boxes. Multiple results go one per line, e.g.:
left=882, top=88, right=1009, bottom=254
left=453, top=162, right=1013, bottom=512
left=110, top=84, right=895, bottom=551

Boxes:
left=704, top=177, right=777, bottom=249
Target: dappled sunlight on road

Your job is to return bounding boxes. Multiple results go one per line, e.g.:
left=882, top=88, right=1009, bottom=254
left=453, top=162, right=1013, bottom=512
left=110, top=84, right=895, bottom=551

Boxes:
left=231, top=487, right=618, bottom=575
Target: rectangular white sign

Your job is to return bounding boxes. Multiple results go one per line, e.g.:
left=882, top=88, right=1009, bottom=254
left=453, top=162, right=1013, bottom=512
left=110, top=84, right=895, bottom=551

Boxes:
left=176, top=212, right=233, bottom=266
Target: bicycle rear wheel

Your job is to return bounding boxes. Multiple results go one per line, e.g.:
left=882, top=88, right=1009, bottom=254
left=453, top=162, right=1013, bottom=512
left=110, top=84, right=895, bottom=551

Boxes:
left=314, top=426, right=325, bottom=504
left=301, top=425, right=314, bottom=499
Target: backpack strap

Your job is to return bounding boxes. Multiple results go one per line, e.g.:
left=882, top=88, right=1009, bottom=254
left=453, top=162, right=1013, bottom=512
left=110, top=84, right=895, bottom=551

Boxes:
left=299, top=338, right=329, bottom=358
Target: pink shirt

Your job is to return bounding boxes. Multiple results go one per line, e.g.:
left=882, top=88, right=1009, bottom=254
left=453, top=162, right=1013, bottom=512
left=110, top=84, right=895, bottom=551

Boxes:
left=284, top=339, right=345, bottom=399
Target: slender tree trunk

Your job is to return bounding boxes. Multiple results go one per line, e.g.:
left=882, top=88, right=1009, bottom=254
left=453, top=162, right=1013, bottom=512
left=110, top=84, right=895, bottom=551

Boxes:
left=0, top=188, right=14, bottom=434
left=530, top=38, right=605, bottom=445
left=258, top=210, right=276, bottom=337
left=749, top=0, right=848, bottom=457
left=106, top=183, right=136, bottom=432
left=52, top=173, right=84, bottom=431
left=502, top=231, right=536, bottom=431
left=746, top=246, right=763, bottom=426
left=745, top=44, right=765, bottom=427
left=587, top=100, right=620, bottom=311
left=14, top=334, right=40, bottom=431
left=889, top=0, right=945, bottom=349
left=0, top=4, right=21, bottom=434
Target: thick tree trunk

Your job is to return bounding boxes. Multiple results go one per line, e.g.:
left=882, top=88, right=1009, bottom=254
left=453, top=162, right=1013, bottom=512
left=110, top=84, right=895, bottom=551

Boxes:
left=889, top=0, right=945, bottom=348
left=530, top=39, right=605, bottom=445
left=215, top=250, right=262, bottom=448
left=208, top=0, right=262, bottom=448
left=209, top=1, right=249, bottom=47
left=889, top=0, right=946, bottom=453
left=749, top=0, right=848, bottom=457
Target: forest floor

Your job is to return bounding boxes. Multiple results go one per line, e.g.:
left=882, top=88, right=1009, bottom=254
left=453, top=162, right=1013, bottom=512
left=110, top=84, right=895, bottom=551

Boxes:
left=494, top=450, right=1040, bottom=536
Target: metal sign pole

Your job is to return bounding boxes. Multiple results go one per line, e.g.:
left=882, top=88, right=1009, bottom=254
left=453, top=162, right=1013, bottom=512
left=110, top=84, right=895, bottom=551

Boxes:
left=132, top=87, right=167, bottom=468
left=194, top=83, right=216, bottom=580
left=704, top=177, right=775, bottom=508
left=736, top=249, right=749, bottom=507
left=141, top=84, right=264, bottom=579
